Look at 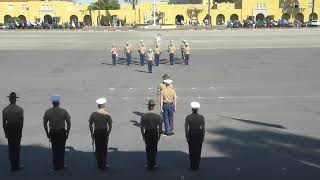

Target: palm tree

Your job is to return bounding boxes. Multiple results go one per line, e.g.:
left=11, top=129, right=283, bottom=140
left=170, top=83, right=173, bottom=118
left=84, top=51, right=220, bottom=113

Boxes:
left=124, top=0, right=138, bottom=10
left=186, top=8, right=203, bottom=20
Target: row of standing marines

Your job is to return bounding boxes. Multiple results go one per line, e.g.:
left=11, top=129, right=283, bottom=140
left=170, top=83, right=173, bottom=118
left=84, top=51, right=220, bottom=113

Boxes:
left=2, top=74, right=205, bottom=172
left=110, top=40, right=192, bottom=73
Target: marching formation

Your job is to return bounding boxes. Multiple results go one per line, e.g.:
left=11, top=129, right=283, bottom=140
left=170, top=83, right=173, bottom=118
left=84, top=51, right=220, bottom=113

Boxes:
left=110, top=39, right=192, bottom=73
left=2, top=74, right=205, bottom=172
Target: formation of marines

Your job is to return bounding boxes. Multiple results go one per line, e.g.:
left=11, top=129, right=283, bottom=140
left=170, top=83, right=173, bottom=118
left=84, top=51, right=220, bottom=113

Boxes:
left=2, top=74, right=205, bottom=172
left=110, top=40, right=192, bottom=73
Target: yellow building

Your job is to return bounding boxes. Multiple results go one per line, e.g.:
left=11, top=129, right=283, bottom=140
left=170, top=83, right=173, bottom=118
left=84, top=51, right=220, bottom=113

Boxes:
left=0, top=0, right=319, bottom=26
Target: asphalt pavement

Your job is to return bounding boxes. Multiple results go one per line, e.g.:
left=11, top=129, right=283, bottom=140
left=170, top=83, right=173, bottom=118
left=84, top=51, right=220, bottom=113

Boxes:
left=0, top=29, right=319, bottom=180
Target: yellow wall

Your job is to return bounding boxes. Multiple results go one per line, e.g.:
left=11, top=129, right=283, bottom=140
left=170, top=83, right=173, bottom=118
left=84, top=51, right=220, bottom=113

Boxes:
left=0, top=0, right=320, bottom=25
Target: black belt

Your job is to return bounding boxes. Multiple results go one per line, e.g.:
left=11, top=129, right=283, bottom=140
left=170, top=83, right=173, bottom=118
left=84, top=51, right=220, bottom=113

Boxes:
left=189, top=129, right=202, bottom=132
left=163, top=102, right=173, bottom=104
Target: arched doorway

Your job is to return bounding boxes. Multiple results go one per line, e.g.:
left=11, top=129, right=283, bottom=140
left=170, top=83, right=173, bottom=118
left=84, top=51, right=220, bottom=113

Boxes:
left=175, top=15, right=184, bottom=25
left=282, top=13, right=290, bottom=20
left=230, top=14, right=239, bottom=21
left=309, top=13, right=318, bottom=21
left=44, top=15, right=53, bottom=24
left=70, top=15, right=78, bottom=23
left=216, top=14, right=225, bottom=25
left=83, top=15, right=92, bottom=26
left=4, top=15, right=12, bottom=23
left=18, top=15, right=27, bottom=23
left=295, top=13, right=304, bottom=22
left=256, top=13, right=265, bottom=21
left=203, top=14, right=211, bottom=25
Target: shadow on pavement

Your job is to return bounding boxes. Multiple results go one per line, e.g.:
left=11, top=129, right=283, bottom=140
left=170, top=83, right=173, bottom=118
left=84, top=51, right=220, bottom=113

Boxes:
left=134, top=70, right=150, bottom=74
left=1, top=128, right=320, bottom=179
left=207, top=127, right=320, bottom=179
left=218, top=115, right=286, bottom=129
left=129, top=120, right=141, bottom=128
left=101, top=57, right=186, bottom=66
left=133, top=111, right=145, bottom=117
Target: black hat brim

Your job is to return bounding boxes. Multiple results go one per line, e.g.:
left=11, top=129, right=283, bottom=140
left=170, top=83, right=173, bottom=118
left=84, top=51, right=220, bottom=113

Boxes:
left=7, top=96, right=19, bottom=98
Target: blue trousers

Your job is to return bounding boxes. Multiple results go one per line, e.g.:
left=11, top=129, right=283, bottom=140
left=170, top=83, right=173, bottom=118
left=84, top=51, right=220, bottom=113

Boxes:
left=181, top=51, right=185, bottom=60
left=185, top=54, right=190, bottom=65
left=169, top=53, right=175, bottom=65
left=112, top=54, right=116, bottom=65
left=140, top=54, right=145, bottom=66
left=147, top=61, right=152, bottom=73
left=162, top=103, right=174, bottom=135
left=155, top=54, right=160, bottom=66
left=126, top=53, right=132, bottom=65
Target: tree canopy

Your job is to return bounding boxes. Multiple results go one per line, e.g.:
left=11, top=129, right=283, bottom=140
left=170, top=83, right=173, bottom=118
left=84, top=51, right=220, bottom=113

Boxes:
left=169, top=0, right=202, bottom=4
left=186, top=8, right=203, bottom=19
left=124, top=0, right=138, bottom=10
left=88, top=0, right=120, bottom=10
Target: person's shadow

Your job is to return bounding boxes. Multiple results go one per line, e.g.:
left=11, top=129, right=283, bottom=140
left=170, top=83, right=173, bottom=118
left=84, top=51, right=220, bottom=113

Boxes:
left=129, top=120, right=140, bottom=128
left=133, top=111, right=144, bottom=117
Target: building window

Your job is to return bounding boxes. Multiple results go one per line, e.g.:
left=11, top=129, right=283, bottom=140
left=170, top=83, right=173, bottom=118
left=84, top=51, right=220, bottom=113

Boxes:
left=256, top=3, right=266, bottom=9
left=8, top=4, right=14, bottom=11
left=42, top=5, right=52, bottom=10
left=280, top=2, right=287, bottom=8
left=21, top=4, right=28, bottom=10
left=308, top=1, right=313, bottom=8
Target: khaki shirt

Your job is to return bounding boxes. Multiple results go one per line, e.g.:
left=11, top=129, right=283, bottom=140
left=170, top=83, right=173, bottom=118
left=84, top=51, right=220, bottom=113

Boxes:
left=161, top=86, right=177, bottom=103
left=158, top=83, right=174, bottom=92
left=43, top=107, right=71, bottom=130
left=168, top=45, right=176, bottom=54
left=184, top=47, right=191, bottom=54
left=111, top=47, right=117, bottom=54
left=146, top=52, right=154, bottom=61
left=158, top=83, right=166, bottom=92
left=2, top=104, right=23, bottom=124
left=124, top=45, right=132, bottom=53
left=139, top=46, right=146, bottom=54
left=154, top=47, right=161, bottom=54
left=89, top=109, right=112, bottom=130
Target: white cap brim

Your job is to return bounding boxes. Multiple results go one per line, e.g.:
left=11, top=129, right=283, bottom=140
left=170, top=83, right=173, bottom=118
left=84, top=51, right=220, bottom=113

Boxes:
left=163, top=79, right=173, bottom=84
left=190, top=102, right=200, bottom=108
left=96, top=98, right=107, bottom=105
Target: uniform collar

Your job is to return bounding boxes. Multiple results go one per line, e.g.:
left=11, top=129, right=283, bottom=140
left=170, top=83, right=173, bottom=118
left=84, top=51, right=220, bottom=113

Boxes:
left=97, top=108, right=109, bottom=115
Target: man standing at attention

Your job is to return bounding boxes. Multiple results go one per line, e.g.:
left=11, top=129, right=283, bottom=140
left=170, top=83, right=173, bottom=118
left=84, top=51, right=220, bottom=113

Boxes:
left=146, top=49, right=154, bottom=73
left=185, top=102, right=205, bottom=170
left=180, top=40, right=186, bottom=60
left=89, top=97, right=112, bottom=170
left=43, top=95, right=71, bottom=171
left=2, top=92, right=24, bottom=171
left=110, top=43, right=117, bottom=66
left=124, top=41, right=133, bottom=66
left=184, top=43, right=191, bottom=65
left=138, top=42, right=146, bottom=66
left=168, top=40, right=176, bottom=65
left=140, top=99, right=162, bottom=170
left=154, top=43, right=161, bottom=66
